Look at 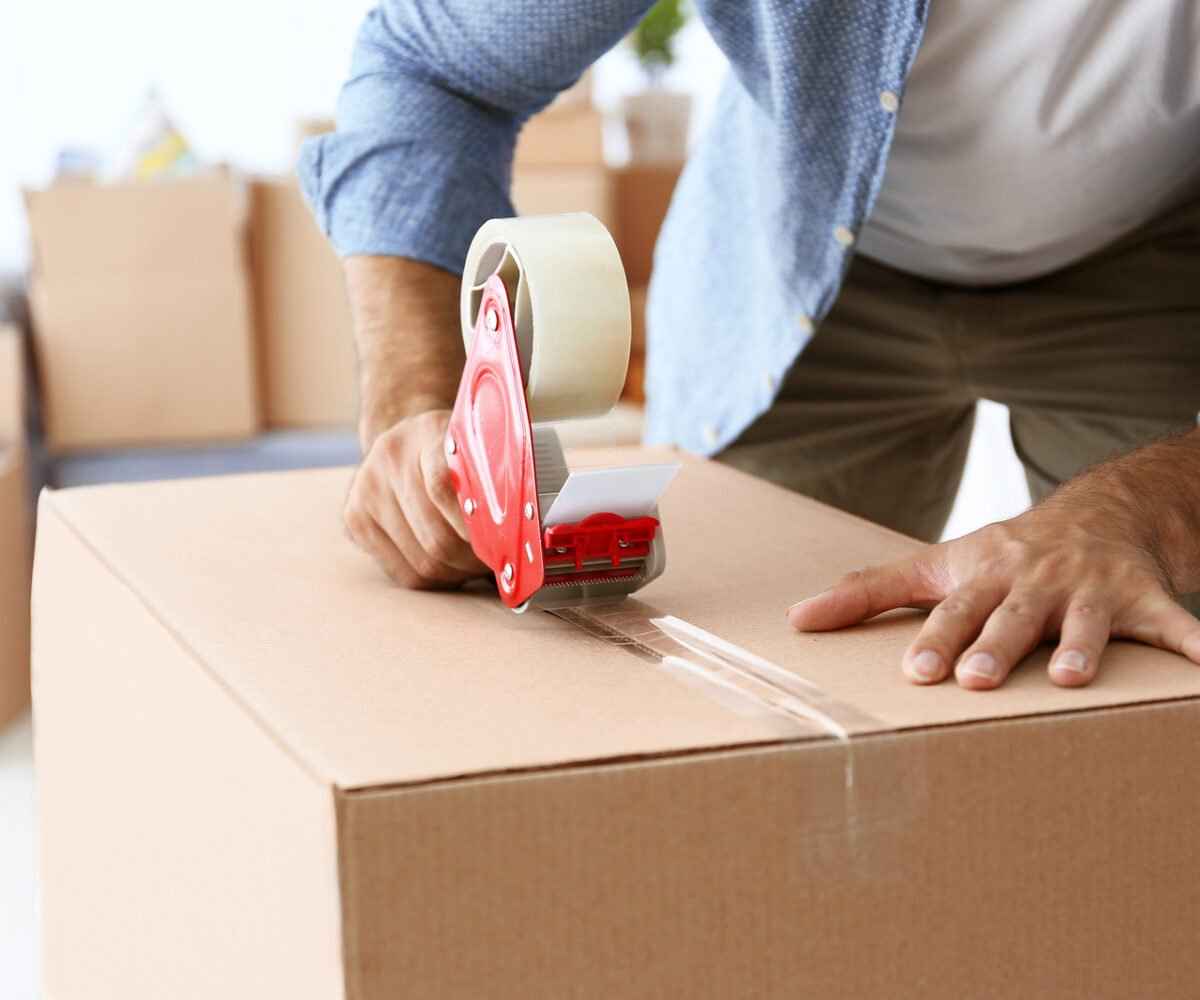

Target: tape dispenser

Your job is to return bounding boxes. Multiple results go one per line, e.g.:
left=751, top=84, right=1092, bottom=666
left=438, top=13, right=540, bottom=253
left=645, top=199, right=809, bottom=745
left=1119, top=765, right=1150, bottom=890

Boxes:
left=445, top=213, right=667, bottom=612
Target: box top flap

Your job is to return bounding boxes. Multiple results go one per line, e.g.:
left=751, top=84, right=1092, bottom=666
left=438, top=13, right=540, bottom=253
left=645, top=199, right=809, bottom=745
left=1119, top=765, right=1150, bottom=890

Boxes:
left=43, top=450, right=1200, bottom=790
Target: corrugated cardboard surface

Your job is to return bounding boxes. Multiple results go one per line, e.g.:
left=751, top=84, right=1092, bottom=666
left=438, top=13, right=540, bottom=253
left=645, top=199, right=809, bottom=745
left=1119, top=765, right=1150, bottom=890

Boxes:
left=34, top=507, right=344, bottom=1000
left=250, top=178, right=357, bottom=429
left=26, top=175, right=260, bottom=452
left=339, top=702, right=1200, bottom=998
left=34, top=452, right=1200, bottom=996
left=39, top=454, right=1200, bottom=789
left=0, top=327, right=30, bottom=727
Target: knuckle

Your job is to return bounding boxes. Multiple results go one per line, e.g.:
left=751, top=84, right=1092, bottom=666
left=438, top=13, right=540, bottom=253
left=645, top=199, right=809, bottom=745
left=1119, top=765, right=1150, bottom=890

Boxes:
left=404, top=573, right=441, bottom=591
left=369, top=429, right=406, bottom=469
left=973, top=557, right=1010, bottom=580
left=411, top=552, right=448, bottom=583
left=383, top=431, right=408, bottom=465
left=934, top=597, right=974, bottom=621
left=343, top=505, right=370, bottom=542
left=999, top=538, right=1033, bottom=566
left=356, top=461, right=389, bottom=501
left=837, top=569, right=866, bottom=590
left=384, top=562, right=421, bottom=590
left=1128, top=622, right=1161, bottom=645
left=425, top=462, right=458, bottom=508
left=997, top=598, right=1041, bottom=623
left=425, top=530, right=463, bottom=567
left=1028, top=555, right=1072, bottom=584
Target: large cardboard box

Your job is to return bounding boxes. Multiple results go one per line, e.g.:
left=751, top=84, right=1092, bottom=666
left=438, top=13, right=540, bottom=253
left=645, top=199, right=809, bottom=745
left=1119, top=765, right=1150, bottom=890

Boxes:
left=26, top=175, right=260, bottom=453
left=250, top=178, right=357, bottom=428
left=613, top=164, right=681, bottom=286
left=0, top=326, right=31, bottom=727
left=34, top=455, right=1200, bottom=998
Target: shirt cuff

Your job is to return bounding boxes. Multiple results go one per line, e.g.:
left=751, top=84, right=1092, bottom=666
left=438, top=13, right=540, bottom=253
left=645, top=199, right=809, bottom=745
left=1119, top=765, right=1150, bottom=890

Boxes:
left=297, top=130, right=516, bottom=275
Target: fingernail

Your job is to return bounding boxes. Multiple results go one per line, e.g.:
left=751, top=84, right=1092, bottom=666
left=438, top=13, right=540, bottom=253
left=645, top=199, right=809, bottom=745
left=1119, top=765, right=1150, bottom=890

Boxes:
left=959, top=652, right=998, bottom=679
left=787, top=589, right=828, bottom=616
left=1053, top=649, right=1089, bottom=674
left=907, top=649, right=943, bottom=681
left=1183, top=634, right=1200, bottom=663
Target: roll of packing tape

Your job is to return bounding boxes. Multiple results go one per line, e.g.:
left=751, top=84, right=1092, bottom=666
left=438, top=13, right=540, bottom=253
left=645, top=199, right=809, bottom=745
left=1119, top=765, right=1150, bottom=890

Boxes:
left=461, top=213, right=631, bottom=423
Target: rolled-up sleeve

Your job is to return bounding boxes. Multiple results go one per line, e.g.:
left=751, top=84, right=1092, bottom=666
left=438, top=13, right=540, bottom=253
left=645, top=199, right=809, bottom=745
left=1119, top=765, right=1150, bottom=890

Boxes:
left=299, top=1, right=652, bottom=273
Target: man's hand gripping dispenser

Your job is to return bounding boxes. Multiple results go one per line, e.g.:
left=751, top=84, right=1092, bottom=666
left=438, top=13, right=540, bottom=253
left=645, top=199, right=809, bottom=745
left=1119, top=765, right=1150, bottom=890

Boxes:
left=445, top=213, right=667, bottom=612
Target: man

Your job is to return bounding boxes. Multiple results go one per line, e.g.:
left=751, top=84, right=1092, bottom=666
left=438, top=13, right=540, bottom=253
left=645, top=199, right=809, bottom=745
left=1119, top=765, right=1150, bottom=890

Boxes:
left=300, top=1, right=1200, bottom=692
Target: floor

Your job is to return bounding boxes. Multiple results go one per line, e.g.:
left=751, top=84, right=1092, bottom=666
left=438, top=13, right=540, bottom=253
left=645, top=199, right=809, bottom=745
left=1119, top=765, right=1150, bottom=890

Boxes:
left=0, top=400, right=1030, bottom=999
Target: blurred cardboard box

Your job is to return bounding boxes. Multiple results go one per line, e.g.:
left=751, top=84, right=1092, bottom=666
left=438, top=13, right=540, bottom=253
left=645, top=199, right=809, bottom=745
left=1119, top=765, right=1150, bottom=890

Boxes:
left=622, top=285, right=647, bottom=403
left=613, top=164, right=680, bottom=287
left=515, top=105, right=604, bottom=168
left=0, top=448, right=30, bottom=728
left=0, top=326, right=31, bottom=728
left=250, top=178, right=357, bottom=428
left=512, top=167, right=615, bottom=231
left=25, top=175, right=260, bottom=453
left=35, top=455, right=1200, bottom=998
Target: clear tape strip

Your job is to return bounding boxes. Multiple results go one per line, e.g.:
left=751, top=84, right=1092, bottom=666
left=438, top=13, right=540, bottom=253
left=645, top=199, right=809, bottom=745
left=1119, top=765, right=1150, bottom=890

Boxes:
left=546, top=598, right=927, bottom=877
left=547, top=599, right=883, bottom=743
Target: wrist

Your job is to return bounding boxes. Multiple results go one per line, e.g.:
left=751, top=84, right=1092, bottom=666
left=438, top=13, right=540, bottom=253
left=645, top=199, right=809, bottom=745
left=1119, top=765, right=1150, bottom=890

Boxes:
left=358, top=393, right=454, bottom=449
left=1038, top=436, right=1200, bottom=595
left=344, top=254, right=463, bottom=449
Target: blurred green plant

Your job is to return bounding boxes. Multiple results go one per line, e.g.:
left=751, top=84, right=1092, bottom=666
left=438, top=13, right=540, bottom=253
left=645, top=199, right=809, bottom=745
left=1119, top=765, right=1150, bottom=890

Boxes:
left=630, top=0, right=688, bottom=71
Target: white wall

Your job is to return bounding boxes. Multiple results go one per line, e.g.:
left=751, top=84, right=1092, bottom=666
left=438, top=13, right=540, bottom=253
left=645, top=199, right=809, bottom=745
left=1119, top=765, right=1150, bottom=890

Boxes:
left=0, top=0, right=377, bottom=273
left=0, top=4, right=728, bottom=276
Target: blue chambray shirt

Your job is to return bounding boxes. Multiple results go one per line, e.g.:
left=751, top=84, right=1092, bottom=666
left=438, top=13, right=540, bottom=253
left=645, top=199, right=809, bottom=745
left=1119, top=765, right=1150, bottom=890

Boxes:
left=298, top=1, right=930, bottom=455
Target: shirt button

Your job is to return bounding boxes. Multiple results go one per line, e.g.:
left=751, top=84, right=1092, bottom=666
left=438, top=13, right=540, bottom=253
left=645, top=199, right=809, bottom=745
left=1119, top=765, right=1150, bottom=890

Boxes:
left=763, top=370, right=778, bottom=393
left=797, top=313, right=814, bottom=335
left=702, top=424, right=719, bottom=447
left=833, top=225, right=855, bottom=247
left=879, top=90, right=900, bottom=113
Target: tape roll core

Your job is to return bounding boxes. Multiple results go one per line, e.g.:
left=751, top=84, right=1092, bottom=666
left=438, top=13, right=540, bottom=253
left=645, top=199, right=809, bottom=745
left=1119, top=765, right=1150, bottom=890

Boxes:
left=461, top=213, right=632, bottom=423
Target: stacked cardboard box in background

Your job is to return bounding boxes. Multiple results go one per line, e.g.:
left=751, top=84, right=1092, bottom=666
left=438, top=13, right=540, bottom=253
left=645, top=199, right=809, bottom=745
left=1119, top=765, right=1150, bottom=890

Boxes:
left=513, top=104, right=614, bottom=228
left=250, top=178, right=357, bottom=428
left=26, top=175, right=261, bottom=453
left=0, top=325, right=31, bottom=728
left=614, top=166, right=680, bottom=402
left=23, top=112, right=678, bottom=468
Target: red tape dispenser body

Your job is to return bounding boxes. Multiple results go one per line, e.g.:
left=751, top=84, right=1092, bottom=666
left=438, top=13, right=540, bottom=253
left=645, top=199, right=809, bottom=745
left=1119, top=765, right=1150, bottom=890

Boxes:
left=445, top=214, right=667, bottom=611
left=445, top=275, right=546, bottom=607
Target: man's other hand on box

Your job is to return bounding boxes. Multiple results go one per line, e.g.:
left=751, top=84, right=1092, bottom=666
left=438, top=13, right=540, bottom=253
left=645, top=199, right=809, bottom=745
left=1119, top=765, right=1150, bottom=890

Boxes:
left=787, top=430, right=1200, bottom=690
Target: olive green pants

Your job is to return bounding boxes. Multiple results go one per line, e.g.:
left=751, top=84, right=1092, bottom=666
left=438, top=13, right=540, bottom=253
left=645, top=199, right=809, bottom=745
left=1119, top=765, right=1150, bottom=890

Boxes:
left=720, top=201, right=1200, bottom=549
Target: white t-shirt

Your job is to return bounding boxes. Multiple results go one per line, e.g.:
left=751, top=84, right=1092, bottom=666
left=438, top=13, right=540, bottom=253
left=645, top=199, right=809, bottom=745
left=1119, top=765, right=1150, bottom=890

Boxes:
left=857, top=0, right=1200, bottom=285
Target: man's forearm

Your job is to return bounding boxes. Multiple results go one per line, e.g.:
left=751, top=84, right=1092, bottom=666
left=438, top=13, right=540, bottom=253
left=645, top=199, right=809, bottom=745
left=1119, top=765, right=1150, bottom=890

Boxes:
left=1042, top=426, right=1200, bottom=594
left=344, top=255, right=463, bottom=447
